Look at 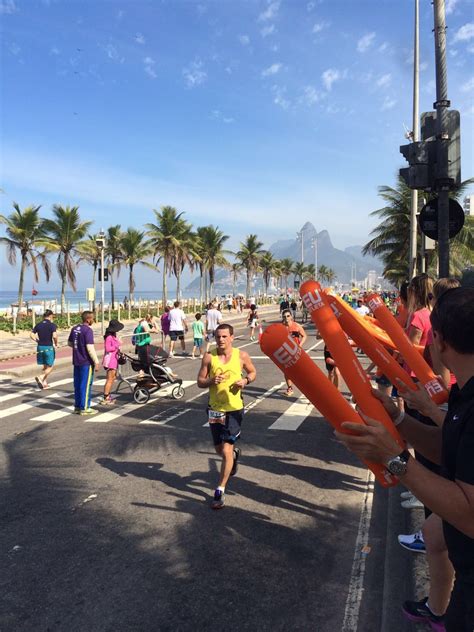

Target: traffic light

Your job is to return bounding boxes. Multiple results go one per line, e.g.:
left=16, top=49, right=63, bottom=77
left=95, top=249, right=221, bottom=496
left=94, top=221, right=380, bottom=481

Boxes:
left=399, top=140, right=435, bottom=190
left=98, top=268, right=109, bottom=282
left=421, top=110, right=461, bottom=189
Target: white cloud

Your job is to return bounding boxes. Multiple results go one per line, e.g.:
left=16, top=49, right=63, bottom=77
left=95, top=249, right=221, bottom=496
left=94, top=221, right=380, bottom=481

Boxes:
left=261, top=24, right=276, bottom=38
left=135, top=33, right=145, bottom=45
left=357, top=32, right=376, bottom=53
left=238, top=34, right=250, bottom=46
left=272, top=85, right=290, bottom=110
left=258, top=1, right=280, bottom=22
left=378, top=42, right=392, bottom=54
left=103, top=44, right=125, bottom=63
left=262, top=62, right=282, bottom=77
left=453, top=23, right=474, bottom=43
left=445, top=0, right=459, bottom=15
left=468, top=44, right=474, bottom=54
left=9, top=43, right=21, bottom=56
left=312, top=21, right=330, bottom=34
left=321, top=68, right=340, bottom=91
left=143, top=57, right=157, bottom=79
left=183, top=59, right=207, bottom=88
left=211, top=110, right=235, bottom=123
left=50, top=46, right=60, bottom=55
left=376, top=73, right=391, bottom=88
left=300, top=85, right=321, bottom=105
left=381, top=96, right=396, bottom=111
left=460, top=77, right=474, bottom=92
left=0, top=0, right=17, bottom=14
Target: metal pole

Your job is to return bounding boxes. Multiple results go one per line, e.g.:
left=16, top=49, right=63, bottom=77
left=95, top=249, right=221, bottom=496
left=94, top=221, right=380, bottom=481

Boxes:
left=312, top=236, right=318, bottom=279
left=101, top=246, right=105, bottom=335
left=409, top=0, right=420, bottom=279
left=433, top=0, right=451, bottom=277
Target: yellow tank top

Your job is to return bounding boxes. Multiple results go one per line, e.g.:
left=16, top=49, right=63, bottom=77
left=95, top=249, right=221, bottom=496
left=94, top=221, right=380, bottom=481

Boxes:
left=208, top=348, right=243, bottom=412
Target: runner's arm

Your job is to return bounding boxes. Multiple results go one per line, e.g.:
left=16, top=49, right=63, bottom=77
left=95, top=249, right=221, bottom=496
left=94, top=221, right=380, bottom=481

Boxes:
left=298, top=325, right=307, bottom=347
left=197, top=354, right=223, bottom=387
left=233, top=350, right=257, bottom=389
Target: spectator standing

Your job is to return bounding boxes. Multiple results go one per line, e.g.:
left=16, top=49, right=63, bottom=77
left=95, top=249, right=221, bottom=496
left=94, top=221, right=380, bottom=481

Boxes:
left=101, top=319, right=124, bottom=405
left=191, top=313, right=205, bottom=359
left=68, top=311, right=100, bottom=415
left=168, top=301, right=188, bottom=356
left=205, top=302, right=223, bottom=352
left=160, top=306, right=171, bottom=348
left=30, top=309, right=58, bottom=389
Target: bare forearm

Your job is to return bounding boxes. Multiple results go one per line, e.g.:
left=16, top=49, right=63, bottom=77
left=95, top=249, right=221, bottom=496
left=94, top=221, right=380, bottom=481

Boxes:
left=402, top=458, right=474, bottom=538
left=398, top=415, right=443, bottom=464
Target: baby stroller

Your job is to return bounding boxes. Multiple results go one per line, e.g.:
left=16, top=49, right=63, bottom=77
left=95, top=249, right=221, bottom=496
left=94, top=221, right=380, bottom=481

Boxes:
left=117, top=345, right=184, bottom=404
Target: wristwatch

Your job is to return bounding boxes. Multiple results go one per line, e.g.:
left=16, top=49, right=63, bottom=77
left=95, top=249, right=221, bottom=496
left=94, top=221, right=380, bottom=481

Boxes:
left=386, top=450, right=411, bottom=476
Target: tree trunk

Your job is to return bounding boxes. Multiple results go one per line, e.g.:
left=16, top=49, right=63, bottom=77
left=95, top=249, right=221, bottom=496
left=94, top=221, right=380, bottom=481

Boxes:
left=92, top=262, right=97, bottom=311
left=18, top=256, right=27, bottom=310
left=176, top=270, right=181, bottom=301
left=60, top=273, right=67, bottom=315
left=246, top=268, right=251, bottom=299
left=162, top=260, right=167, bottom=308
left=204, top=271, right=208, bottom=304
left=199, top=267, right=204, bottom=308
left=209, top=266, right=214, bottom=300
left=111, top=259, right=116, bottom=310
left=129, top=265, right=134, bottom=304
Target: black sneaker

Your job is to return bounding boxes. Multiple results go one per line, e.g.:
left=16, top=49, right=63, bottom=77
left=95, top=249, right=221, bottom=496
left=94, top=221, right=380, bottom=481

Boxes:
left=211, top=489, right=225, bottom=510
left=402, top=597, right=445, bottom=632
left=230, top=447, right=241, bottom=476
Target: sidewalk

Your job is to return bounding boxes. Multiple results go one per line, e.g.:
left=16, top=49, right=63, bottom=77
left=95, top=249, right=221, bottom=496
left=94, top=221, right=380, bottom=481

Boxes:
left=0, top=306, right=279, bottom=378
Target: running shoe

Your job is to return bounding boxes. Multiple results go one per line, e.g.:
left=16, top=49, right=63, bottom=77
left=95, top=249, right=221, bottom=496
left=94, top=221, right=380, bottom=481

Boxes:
left=74, top=408, right=81, bottom=414
left=100, top=397, right=115, bottom=406
left=400, top=490, right=413, bottom=499
left=35, top=376, right=44, bottom=389
left=211, top=489, right=225, bottom=510
left=230, top=447, right=241, bottom=476
left=401, top=496, right=424, bottom=509
left=80, top=408, right=98, bottom=416
left=402, top=597, right=445, bottom=631
left=398, top=530, right=426, bottom=553
left=284, top=388, right=294, bottom=397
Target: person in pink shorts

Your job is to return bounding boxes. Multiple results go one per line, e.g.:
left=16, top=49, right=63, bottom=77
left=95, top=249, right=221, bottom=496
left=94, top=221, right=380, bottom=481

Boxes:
left=101, top=319, right=124, bottom=405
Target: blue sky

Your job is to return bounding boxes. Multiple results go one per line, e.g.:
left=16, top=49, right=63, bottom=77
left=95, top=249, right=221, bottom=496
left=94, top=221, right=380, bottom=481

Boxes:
left=1, top=0, right=473, bottom=292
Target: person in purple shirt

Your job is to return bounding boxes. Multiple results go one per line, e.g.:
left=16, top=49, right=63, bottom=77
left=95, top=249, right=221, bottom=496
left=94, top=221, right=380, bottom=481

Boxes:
left=68, top=311, right=100, bottom=415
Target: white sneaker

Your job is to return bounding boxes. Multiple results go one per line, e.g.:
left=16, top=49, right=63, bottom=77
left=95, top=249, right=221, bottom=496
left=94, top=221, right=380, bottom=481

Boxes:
left=398, top=530, right=426, bottom=553
left=400, top=490, right=413, bottom=500
left=401, top=496, right=424, bottom=509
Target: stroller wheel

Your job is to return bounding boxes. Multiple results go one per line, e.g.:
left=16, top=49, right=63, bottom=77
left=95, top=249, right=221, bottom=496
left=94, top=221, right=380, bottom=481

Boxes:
left=134, top=387, right=150, bottom=404
left=171, top=385, right=185, bottom=400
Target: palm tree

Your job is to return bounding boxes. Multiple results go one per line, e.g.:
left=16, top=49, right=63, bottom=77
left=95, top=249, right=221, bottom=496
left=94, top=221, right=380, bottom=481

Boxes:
left=292, top=261, right=306, bottom=287
left=326, top=268, right=337, bottom=285
left=106, top=224, right=123, bottom=309
left=77, top=234, right=103, bottom=310
left=197, top=225, right=230, bottom=299
left=43, top=205, right=92, bottom=314
left=236, top=234, right=265, bottom=298
left=171, top=224, right=196, bottom=300
left=120, top=228, right=155, bottom=303
left=363, top=176, right=474, bottom=285
left=259, top=251, right=277, bottom=295
left=231, top=262, right=242, bottom=297
left=318, top=264, right=329, bottom=284
left=279, top=258, right=294, bottom=293
left=0, top=203, right=50, bottom=309
left=146, top=206, right=189, bottom=306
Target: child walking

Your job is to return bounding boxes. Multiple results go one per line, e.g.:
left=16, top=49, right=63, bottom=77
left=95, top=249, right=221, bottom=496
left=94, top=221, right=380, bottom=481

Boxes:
left=247, top=304, right=259, bottom=341
left=101, top=319, right=124, bottom=405
left=191, top=313, right=205, bottom=359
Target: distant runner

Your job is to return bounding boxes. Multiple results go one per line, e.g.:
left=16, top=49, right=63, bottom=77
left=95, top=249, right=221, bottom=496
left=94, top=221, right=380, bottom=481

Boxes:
left=197, top=324, right=257, bottom=509
left=281, top=309, right=306, bottom=396
left=30, top=309, right=58, bottom=389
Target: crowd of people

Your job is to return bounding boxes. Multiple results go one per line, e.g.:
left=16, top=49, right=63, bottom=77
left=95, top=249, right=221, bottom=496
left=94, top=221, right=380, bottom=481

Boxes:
left=28, top=279, right=473, bottom=630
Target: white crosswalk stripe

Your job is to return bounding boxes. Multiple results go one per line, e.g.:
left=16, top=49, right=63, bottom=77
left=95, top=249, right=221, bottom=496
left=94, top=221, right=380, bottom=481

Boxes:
left=0, top=377, right=73, bottom=404
left=29, top=379, right=106, bottom=422
left=84, top=381, right=196, bottom=423
left=0, top=392, right=65, bottom=419
left=269, top=395, right=314, bottom=431
left=139, top=408, right=193, bottom=426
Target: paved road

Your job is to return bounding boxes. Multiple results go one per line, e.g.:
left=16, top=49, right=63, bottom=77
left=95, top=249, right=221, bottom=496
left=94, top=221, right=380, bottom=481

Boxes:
left=0, top=316, right=390, bottom=632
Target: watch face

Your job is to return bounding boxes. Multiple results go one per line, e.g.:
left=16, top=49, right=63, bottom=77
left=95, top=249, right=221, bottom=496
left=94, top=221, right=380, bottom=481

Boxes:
left=388, top=457, right=407, bottom=476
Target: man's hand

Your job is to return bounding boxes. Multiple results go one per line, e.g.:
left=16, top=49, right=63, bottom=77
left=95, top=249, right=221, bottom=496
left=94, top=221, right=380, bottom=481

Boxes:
left=396, top=378, right=440, bottom=419
left=370, top=387, right=399, bottom=421
left=232, top=378, right=247, bottom=390
left=335, top=414, right=402, bottom=465
left=95, top=362, right=100, bottom=372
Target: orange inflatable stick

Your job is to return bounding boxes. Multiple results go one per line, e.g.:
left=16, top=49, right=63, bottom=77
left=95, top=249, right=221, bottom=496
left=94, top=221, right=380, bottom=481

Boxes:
left=323, top=293, right=418, bottom=393
left=300, top=281, right=404, bottom=450
left=260, top=323, right=397, bottom=487
left=366, top=293, right=448, bottom=405
left=329, top=292, right=398, bottom=351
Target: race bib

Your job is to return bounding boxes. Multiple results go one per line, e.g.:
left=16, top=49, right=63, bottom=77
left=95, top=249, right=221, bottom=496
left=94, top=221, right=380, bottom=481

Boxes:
left=208, top=410, right=226, bottom=424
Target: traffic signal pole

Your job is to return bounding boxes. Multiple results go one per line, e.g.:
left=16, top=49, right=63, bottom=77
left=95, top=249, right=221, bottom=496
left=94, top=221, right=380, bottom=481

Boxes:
left=433, top=0, right=451, bottom=277
left=409, top=0, right=420, bottom=279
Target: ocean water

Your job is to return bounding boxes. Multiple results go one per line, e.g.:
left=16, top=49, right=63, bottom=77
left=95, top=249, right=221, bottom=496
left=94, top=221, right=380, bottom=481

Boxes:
left=0, top=288, right=209, bottom=312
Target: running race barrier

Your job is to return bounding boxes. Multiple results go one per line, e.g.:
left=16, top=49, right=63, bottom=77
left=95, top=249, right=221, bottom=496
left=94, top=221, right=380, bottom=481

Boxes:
left=300, top=281, right=405, bottom=451
left=366, top=293, right=448, bottom=405
left=321, top=292, right=419, bottom=395
left=260, top=323, right=398, bottom=488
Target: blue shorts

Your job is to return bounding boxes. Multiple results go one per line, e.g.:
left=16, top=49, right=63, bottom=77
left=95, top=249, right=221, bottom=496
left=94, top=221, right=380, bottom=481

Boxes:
left=37, top=345, right=55, bottom=367
left=208, top=409, right=243, bottom=446
left=194, top=337, right=203, bottom=347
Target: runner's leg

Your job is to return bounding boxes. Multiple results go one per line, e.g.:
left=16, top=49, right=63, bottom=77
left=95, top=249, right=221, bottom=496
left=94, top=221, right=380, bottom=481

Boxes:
left=217, top=442, right=235, bottom=489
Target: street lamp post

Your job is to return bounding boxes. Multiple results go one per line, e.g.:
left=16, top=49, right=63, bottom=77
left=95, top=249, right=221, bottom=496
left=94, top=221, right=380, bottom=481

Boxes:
left=311, top=235, right=318, bottom=279
left=96, top=229, right=106, bottom=335
left=296, top=230, right=304, bottom=264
